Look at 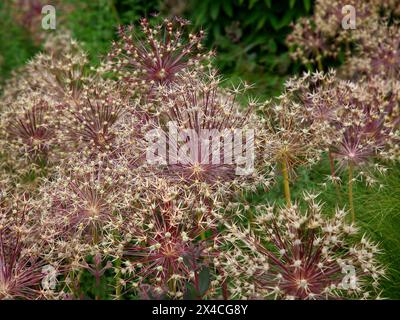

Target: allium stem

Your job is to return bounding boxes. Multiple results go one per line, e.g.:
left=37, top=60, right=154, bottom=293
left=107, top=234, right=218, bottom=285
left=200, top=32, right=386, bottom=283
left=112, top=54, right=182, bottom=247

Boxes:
left=115, top=258, right=122, bottom=300
left=282, top=158, right=291, bottom=207
left=168, top=266, right=177, bottom=296
left=329, top=152, right=342, bottom=203
left=109, top=0, right=121, bottom=24
left=317, top=56, right=323, bottom=72
left=314, top=48, right=323, bottom=71
left=348, top=163, right=355, bottom=222
left=92, top=225, right=99, bottom=246
left=68, top=269, right=79, bottom=298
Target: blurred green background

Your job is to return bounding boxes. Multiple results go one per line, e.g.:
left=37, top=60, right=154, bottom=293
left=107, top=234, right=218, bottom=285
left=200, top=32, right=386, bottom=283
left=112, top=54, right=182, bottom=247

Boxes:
left=0, top=0, right=314, bottom=97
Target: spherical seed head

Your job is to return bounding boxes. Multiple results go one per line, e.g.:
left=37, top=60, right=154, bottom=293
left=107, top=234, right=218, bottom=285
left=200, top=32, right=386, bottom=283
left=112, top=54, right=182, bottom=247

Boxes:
left=0, top=191, right=45, bottom=300
left=108, top=17, right=213, bottom=94
left=0, top=93, right=56, bottom=166
left=287, top=0, right=380, bottom=66
left=279, top=71, right=398, bottom=183
left=139, top=72, right=272, bottom=198
left=121, top=180, right=220, bottom=297
left=221, top=193, right=385, bottom=300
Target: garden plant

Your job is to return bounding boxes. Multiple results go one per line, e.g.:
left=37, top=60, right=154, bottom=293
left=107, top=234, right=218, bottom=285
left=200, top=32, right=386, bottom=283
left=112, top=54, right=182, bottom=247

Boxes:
left=0, top=0, right=399, bottom=301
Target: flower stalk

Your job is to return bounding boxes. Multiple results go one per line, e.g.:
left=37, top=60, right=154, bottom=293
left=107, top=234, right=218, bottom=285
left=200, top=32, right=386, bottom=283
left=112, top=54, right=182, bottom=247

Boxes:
left=281, top=158, right=291, bottom=207
left=348, top=163, right=355, bottom=222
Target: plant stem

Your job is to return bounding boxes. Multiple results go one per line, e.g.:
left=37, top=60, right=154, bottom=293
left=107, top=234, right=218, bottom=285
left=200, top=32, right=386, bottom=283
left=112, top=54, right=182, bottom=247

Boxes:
left=348, top=163, right=355, bottom=222
left=68, top=269, right=79, bottom=298
left=329, top=152, right=342, bottom=203
left=109, top=0, right=121, bottom=25
left=282, top=158, right=291, bottom=207
left=92, top=225, right=99, bottom=245
left=115, top=257, right=122, bottom=300
left=317, top=56, right=323, bottom=72
left=314, top=48, right=323, bottom=71
left=168, top=266, right=176, bottom=296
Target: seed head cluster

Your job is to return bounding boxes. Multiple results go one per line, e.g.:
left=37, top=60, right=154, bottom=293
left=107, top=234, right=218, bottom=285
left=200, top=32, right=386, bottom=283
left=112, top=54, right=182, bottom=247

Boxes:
left=0, top=12, right=396, bottom=300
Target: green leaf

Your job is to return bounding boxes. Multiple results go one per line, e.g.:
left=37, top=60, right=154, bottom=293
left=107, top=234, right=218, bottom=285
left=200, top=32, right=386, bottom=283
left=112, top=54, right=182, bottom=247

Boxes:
left=222, top=1, right=233, bottom=17
left=249, top=0, right=258, bottom=9
left=270, top=15, right=280, bottom=30
left=303, top=0, right=311, bottom=12
left=290, top=0, right=296, bottom=9
left=183, top=283, right=198, bottom=300
left=211, top=3, right=220, bottom=20
left=268, top=38, right=277, bottom=53
left=264, top=0, right=272, bottom=7
left=198, top=268, right=210, bottom=296
left=256, top=16, right=267, bottom=30
left=280, top=10, right=295, bottom=28
left=212, top=24, right=222, bottom=39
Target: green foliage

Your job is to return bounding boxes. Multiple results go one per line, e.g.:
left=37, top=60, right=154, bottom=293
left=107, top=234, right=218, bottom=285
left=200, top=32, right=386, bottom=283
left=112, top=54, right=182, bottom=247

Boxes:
left=0, top=2, right=39, bottom=85
left=64, top=0, right=163, bottom=65
left=78, top=256, right=115, bottom=300
left=183, top=267, right=210, bottom=299
left=115, top=0, right=162, bottom=23
left=1, top=0, right=313, bottom=96
left=65, top=0, right=120, bottom=64
left=186, top=0, right=314, bottom=97
left=354, top=167, right=400, bottom=299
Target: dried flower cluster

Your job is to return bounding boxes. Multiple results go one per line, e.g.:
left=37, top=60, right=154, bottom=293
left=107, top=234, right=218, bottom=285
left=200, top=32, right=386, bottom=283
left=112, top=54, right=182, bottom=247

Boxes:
left=284, top=71, right=399, bottom=174
left=340, top=22, right=400, bottom=81
left=0, top=189, right=45, bottom=299
left=287, top=3, right=400, bottom=223
left=287, top=0, right=399, bottom=69
left=221, top=194, right=384, bottom=299
left=0, top=12, right=395, bottom=300
left=107, top=17, right=213, bottom=97
left=139, top=71, right=272, bottom=199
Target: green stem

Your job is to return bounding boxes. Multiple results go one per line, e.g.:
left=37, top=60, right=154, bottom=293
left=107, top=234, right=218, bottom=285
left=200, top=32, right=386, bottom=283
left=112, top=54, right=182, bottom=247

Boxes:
left=348, top=163, right=355, bottom=223
left=329, top=152, right=342, bottom=203
left=68, top=269, right=79, bottom=298
left=317, top=57, right=323, bottom=72
left=314, top=48, right=323, bottom=71
left=168, top=265, right=176, bottom=297
left=92, top=224, right=100, bottom=246
left=115, top=258, right=122, bottom=300
left=282, top=159, right=291, bottom=207
left=109, top=0, right=121, bottom=25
